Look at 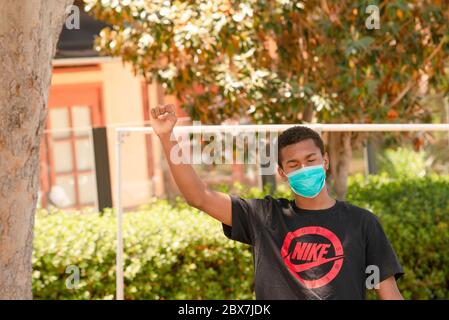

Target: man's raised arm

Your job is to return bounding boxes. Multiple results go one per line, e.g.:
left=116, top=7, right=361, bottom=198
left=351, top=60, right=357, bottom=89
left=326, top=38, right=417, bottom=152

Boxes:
left=150, top=104, right=232, bottom=226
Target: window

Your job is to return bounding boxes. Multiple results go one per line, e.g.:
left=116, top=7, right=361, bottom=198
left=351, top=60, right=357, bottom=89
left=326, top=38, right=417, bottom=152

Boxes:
left=40, top=83, right=103, bottom=210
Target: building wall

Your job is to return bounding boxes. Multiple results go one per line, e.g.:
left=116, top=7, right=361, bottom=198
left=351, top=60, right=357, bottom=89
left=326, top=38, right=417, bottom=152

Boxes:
left=48, top=59, right=156, bottom=210
left=101, top=61, right=152, bottom=209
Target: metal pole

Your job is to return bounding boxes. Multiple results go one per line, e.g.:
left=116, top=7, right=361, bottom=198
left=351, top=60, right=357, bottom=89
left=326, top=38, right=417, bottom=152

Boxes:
left=115, top=130, right=124, bottom=300
left=445, top=97, right=449, bottom=151
left=116, top=123, right=449, bottom=134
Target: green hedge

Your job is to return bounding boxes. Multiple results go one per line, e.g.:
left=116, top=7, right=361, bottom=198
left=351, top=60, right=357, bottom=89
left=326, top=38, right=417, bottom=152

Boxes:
left=33, top=201, right=253, bottom=299
left=33, top=175, right=449, bottom=299
left=346, top=174, right=449, bottom=299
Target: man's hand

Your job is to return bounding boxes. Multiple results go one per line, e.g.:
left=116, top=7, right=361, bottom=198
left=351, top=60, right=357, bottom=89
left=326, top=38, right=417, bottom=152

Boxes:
left=150, top=104, right=177, bottom=136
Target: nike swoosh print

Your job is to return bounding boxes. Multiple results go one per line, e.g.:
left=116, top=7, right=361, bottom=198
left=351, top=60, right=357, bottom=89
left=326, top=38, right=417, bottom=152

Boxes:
left=289, top=255, right=344, bottom=273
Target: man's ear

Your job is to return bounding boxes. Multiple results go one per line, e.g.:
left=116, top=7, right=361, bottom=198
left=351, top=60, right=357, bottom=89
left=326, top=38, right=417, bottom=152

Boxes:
left=323, top=152, right=330, bottom=171
left=278, top=166, right=288, bottom=181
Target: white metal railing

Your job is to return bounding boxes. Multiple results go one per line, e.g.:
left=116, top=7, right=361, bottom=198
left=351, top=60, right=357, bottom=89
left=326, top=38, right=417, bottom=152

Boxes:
left=114, top=123, right=449, bottom=300
left=116, top=123, right=449, bottom=133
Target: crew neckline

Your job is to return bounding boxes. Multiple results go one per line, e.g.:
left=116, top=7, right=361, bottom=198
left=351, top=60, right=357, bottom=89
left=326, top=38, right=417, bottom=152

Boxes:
left=290, top=199, right=340, bottom=216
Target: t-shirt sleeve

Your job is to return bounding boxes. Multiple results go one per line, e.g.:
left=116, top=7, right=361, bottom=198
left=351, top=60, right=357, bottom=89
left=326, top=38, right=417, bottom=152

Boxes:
left=222, top=195, right=269, bottom=246
left=365, top=214, right=404, bottom=283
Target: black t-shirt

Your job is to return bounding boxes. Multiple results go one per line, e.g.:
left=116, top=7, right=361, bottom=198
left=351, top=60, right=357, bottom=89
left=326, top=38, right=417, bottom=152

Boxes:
left=222, top=195, right=404, bottom=300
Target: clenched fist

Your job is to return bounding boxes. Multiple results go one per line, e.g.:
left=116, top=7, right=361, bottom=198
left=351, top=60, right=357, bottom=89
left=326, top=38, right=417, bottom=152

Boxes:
left=150, top=104, right=177, bottom=136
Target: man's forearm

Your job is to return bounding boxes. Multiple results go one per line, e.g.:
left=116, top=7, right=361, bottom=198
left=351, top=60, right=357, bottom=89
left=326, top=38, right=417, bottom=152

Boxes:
left=158, top=132, right=207, bottom=207
left=376, top=276, right=404, bottom=300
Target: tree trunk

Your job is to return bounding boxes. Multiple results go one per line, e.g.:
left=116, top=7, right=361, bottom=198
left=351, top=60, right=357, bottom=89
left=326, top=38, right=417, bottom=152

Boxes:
left=365, top=138, right=379, bottom=175
left=0, top=0, right=73, bottom=299
left=302, top=104, right=314, bottom=123
left=327, top=132, right=352, bottom=200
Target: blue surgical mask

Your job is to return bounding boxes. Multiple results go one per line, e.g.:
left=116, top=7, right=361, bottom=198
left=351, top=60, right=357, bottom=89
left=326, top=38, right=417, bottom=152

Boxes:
left=285, top=164, right=326, bottom=198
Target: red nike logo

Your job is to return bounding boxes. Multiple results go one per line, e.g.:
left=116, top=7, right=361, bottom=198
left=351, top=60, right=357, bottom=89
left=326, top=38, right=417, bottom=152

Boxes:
left=288, top=255, right=344, bottom=273
left=281, top=227, right=345, bottom=289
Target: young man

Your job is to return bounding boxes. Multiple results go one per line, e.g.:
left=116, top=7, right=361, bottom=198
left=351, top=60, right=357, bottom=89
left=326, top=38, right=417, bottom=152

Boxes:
left=150, top=104, right=404, bottom=300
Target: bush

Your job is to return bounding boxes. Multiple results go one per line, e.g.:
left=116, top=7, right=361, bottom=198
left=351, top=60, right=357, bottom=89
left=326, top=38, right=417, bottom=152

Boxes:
left=347, top=174, right=449, bottom=299
left=33, top=201, right=254, bottom=299
left=377, top=147, right=428, bottom=178
left=33, top=175, right=449, bottom=299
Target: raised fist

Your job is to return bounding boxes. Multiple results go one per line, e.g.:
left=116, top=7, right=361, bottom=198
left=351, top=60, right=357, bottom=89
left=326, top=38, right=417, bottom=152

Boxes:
left=150, top=104, right=177, bottom=136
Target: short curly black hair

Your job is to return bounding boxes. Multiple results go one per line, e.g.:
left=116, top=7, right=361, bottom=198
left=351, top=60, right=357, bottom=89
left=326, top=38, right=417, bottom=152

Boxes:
left=277, top=126, right=325, bottom=167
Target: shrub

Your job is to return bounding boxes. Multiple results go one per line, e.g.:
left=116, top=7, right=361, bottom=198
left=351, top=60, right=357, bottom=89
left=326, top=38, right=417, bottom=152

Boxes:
left=377, top=147, right=428, bottom=178
left=33, top=201, right=254, bottom=299
left=347, top=174, right=449, bottom=299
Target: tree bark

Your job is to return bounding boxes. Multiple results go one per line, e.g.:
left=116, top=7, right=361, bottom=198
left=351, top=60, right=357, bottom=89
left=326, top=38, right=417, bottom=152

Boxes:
left=302, top=104, right=314, bottom=123
left=0, top=0, right=73, bottom=299
left=326, top=132, right=352, bottom=200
